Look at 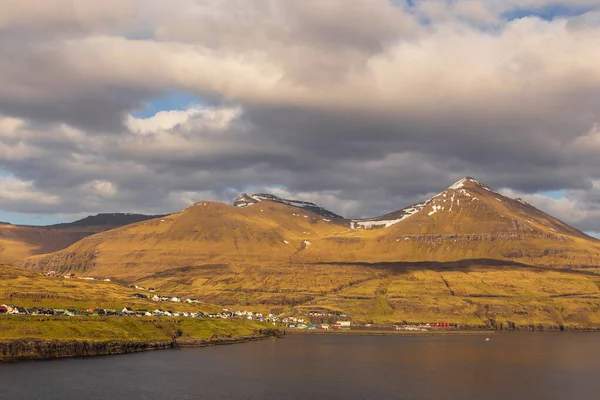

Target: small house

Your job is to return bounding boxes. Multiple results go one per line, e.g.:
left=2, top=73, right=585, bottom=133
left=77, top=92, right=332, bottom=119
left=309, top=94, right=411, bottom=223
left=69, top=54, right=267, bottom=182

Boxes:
left=121, top=307, right=135, bottom=316
left=12, top=306, right=28, bottom=315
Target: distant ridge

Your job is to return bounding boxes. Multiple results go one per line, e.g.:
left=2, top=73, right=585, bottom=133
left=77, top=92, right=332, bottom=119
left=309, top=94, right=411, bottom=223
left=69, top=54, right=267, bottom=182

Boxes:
left=0, top=212, right=163, bottom=264
left=48, top=213, right=165, bottom=228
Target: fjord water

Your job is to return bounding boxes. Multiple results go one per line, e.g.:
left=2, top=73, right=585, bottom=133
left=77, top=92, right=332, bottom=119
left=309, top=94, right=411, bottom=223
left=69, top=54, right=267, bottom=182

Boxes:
left=1, top=333, right=600, bottom=400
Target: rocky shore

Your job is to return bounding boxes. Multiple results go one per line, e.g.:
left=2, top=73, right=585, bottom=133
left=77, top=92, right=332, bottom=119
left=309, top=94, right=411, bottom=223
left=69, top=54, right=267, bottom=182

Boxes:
left=0, top=329, right=283, bottom=362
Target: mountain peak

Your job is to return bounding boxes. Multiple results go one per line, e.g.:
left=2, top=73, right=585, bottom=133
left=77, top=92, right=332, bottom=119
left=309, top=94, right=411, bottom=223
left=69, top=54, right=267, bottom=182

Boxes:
left=448, top=177, right=491, bottom=191
left=233, top=192, right=344, bottom=220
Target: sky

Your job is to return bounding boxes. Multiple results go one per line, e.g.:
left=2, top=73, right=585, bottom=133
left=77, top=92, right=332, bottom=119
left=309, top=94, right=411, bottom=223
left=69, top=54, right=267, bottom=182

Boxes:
left=1, top=0, right=600, bottom=236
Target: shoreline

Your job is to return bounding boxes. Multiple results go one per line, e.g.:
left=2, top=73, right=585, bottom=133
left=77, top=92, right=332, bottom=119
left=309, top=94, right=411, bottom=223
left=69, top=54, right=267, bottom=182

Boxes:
left=286, top=329, right=495, bottom=336
left=0, top=331, right=282, bottom=362
left=286, top=324, right=600, bottom=335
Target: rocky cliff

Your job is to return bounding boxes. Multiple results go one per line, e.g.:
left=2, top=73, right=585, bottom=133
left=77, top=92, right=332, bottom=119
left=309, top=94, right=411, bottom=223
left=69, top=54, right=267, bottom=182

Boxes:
left=0, top=329, right=283, bottom=361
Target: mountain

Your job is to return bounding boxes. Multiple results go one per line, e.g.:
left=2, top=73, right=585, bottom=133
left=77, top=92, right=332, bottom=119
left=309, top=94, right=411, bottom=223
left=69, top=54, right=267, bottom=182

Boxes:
left=23, top=178, right=600, bottom=274
left=19, top=178, right=600, bottom=327
left=21, top=200, right=347, bottom=281
left=0, top=213, right=161, bottom=263
left=299, top=177, right=600, bottom=267
left=48, top=213, right=167, bottom=228
left=234, top=193, right=345, bottom=220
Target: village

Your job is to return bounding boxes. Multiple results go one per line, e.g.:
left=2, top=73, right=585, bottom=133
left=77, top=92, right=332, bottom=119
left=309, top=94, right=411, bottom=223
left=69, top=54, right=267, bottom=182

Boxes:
left=1, top=272, right=456, bottom=332
left=0, top=302, right=362, bottom=331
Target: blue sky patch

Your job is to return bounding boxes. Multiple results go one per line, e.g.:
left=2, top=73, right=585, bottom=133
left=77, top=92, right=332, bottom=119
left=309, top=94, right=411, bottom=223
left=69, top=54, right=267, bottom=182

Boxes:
left=538, top=189, right=569, bottom=200
left=132, top=91, right=206, bottom=118
left=0, top=212, right=65, bottom=226
left=503, top=4, right=594, bottom=21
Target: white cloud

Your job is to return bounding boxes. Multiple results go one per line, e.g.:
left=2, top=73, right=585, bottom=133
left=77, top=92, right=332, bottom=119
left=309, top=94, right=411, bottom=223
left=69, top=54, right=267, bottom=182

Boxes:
left=0, top=0, right=137, bottom=33
left=126, top=106, right=241, bottom=134
left=500, top=187, right=600, bottom=231
left=86, top=180, right=118, bottom=198
left=0, top=117, right=25, bottom=137
left=0, top=176, right=59, bottom=206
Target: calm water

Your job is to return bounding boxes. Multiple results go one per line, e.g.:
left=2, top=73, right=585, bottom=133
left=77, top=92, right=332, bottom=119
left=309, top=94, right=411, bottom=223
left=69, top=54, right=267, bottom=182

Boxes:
left=1, top=333, right=600, bottom=400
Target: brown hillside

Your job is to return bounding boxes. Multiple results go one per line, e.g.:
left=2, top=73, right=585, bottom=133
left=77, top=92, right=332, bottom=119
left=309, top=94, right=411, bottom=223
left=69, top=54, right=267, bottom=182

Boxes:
left=22, top=201, right=346, bottom=281
left=22, top=178, right=600, bottom=277
left=0, top=213, right=161, bottom=264
left=294, top=178, right=600, bottom=268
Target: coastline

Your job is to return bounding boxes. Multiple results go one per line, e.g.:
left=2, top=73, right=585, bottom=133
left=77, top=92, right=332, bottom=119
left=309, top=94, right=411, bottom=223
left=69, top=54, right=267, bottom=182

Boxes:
left=0, top=329, right=283, bottom=362
left=286, top=329, right=495, bottom=336
left=286, top=323, right=600, bottom=336
left=4, top=321, right=600, bottom=362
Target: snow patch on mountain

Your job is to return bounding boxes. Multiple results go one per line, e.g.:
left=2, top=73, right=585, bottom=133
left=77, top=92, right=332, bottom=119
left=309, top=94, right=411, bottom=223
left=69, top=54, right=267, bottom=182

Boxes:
left=428, top=205, right=443, bottom=216
left=233, top=193, right=344, bottom=220
left=351, top=177, right=502, bottom=230
left=351, top=202, right=427, bottom=230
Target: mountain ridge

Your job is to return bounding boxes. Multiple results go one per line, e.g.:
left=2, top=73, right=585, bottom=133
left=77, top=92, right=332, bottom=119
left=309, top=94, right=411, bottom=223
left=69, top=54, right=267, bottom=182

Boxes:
left=0, top=212, right=162, bottom=264
left=234, top=193, right=345, bottom=220
left=21, top=176, right=600, bottom=275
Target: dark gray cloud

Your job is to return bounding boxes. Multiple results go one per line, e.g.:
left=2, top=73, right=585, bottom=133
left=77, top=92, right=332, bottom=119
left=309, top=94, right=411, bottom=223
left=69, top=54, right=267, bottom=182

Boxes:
left=1, top=0, right=600, bottom=232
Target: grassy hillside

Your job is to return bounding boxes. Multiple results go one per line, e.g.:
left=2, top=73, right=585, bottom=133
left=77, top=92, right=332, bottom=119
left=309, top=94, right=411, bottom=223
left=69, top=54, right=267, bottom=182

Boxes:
left=0, top=316, right=268, bottom=342
left=129, top=260, right=600, bottom=328
left=6, top=258, right=600, bottom=329
left=306, top=263, right=600, bottom=327
left=0, top=264, right=273, bottom=351
left=0, top=264, right=217, bottom=313
left=0, top=226, right=38, bottom=264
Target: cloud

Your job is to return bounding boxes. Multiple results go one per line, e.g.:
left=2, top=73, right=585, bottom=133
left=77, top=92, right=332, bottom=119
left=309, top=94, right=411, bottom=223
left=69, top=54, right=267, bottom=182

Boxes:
left=0, top=0, right=137, bottom=35
left=86, top=180, right=118, bottom=198
left=0, top=176, right=60, bottom=211
left=501, top=185, right=600, bottom=232
left=126, top=106, right=241, bottom=134
left=0, top=1, right=600, bottom=232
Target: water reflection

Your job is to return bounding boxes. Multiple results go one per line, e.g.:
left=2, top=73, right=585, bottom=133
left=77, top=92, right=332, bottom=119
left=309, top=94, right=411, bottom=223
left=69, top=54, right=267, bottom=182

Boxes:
left=1, top=333, right=599, bottom=400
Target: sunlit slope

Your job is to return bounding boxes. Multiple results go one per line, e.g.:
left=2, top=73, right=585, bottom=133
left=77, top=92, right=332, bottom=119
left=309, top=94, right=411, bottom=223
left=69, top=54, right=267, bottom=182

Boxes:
left=0, top=214, right=160, bottom=264
left=294, top=179, right=600, bottom=268
left=23, top=201, right=348, bottom=280
left=0, top=225, right=39, bottom=263
left=23, top=177, right=600, bottom=283
left=0, top=264, right=214, bottom=312
left=307, top=263, right=600, bottom=327
left=93, top=260, right=600, bottom=328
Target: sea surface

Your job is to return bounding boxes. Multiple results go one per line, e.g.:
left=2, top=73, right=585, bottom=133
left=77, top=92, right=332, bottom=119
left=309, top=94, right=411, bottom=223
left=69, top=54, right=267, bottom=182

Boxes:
left=1, top=332, right=600, bottom=400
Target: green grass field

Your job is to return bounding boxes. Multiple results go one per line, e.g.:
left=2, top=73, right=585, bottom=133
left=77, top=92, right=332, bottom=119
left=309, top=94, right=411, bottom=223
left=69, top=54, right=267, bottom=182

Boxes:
left=0, top=315, right=270, bottom=342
